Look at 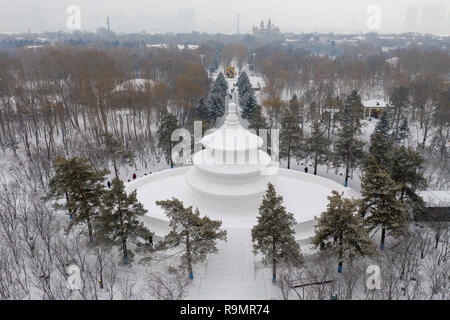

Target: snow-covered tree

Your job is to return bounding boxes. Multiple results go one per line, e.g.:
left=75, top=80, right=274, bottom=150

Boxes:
left=97, top=177, right=152, bottom=264
left=375, top=109, right=391, bottom=138
left=252, top=183, right=302, bottom=282
left=100, top=133, right=135, bottom=179
left=248, top=104, right=268, bottom=136
left=342, top=90, right=364, bottom=129
left=156, top=198, right=227, bottom=279
left=312, top=191, right=375, bottom=272
left=208, top=91, right=225, bottom=121
left=241, top=90, right=257, bottom=119
left=397, top=118, right=410, bottom=144
left=390, top=146, right=427, bottom=210
left=368, top=130, right=394, bottom=169
left=237, top=71, right=252, bottom=105
left=333, top=109, right=365, bottom=187
left=156, top=110, right=179, bottom=168
left=47, top=157, right=108, bottom=241
left=390, top=86, right=409, bottom=132
left=360, top=158, right=407, bottom=250
left=280, top=109, right=303, bottom=169
left=304, top=120, right=330, bottom=175
left=215, top=72, right=228, bottom=98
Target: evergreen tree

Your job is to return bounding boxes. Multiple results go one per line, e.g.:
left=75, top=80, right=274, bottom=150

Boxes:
left=390, top=146, right=427, bottom=211
left=194, top=98, right=211, bottom=123
left=209, top=55, right=219, bottom=73
left=215, top=72, right=228, bottom=98
left=333, top=115, right=365, bottom=187
left=312, top=191, right=375, bottom=273
left=156, top=198, right=227, bottom=279
left=367, top=110, right=394, bottom=169
left=237, top=71, right=252, bottom=105
left=288, top=94, right=301, bottom=116
left=241, top=90, right=257, bottom=119
left=208, top=91, right=226, bottom=121
left=397, top=118, right=410, bottom=144
left=47, top=157, right=108, bottom=241
left=375, top=109, right=391, bottom=138
left=100, top=133, right=134, bottom=179
left=304, top=120, right=330, bottom=175
left=248, top=104, right=268, bottom=136
left=390, top=86, right=409, bottom=132
left=97, top=178, right=152, bottom=264
left=360, top=158, right=407, bottom=250
left=157, top=110, right=180, bottom=168
left=342, top=90, right=364, bottom=129
left=280, top=109, right=303, bottom=169
left=251, top=183, right=302, bottom=282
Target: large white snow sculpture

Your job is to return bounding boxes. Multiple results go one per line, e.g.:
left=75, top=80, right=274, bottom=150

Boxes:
left=186, top=103, right=275, bottom=198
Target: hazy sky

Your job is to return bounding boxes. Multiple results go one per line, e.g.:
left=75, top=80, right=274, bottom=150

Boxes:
left=0, top=0, right=449, bottom=34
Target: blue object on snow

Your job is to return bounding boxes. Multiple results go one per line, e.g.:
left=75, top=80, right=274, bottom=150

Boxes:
left=344, top=180, right=348, bottom=187
left=189, top=272, right=194, bottom=280
left=69, top=214, right=73, bottom=220
left=338, top=264, right=342, bottom=273
left=272, top=275, right=276, bottom=283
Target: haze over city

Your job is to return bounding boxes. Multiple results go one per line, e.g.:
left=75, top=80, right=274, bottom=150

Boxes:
left=0, top=0, right=449, bottom=35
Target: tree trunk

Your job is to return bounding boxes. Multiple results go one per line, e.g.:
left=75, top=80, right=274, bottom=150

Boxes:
left=186, top=233, right=193, bottom=279
left=380, top=228, right=385, bottom=250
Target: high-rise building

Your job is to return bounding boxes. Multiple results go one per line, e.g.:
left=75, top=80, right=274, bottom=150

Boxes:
left=404, top=4, right=419, bottom=32
left=31, top=0, right=44, bottom=33
left=177, top=8, right=195, bottom=33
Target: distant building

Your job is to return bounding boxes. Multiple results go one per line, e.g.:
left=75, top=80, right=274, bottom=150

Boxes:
left=253, top=19, right=282, bottom=39
left=362, top=99, right=388, bottom=118
left=415, top=191, right=450, bottom=222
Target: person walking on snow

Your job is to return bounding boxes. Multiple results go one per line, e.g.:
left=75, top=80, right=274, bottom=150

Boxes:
left=304, top=167, right=308, bottom=173
left=132, top=173, right=136, bottom=180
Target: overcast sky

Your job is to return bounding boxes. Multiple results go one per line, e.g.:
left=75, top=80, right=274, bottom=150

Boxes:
left=0, top=0, right=449, bottom=35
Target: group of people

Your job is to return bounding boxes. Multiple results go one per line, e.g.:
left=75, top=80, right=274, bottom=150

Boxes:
left=106, top=172, right=153, bottom=188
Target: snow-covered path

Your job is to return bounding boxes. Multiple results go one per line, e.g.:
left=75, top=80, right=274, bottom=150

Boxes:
left=188, top=227, right=273, bottom=299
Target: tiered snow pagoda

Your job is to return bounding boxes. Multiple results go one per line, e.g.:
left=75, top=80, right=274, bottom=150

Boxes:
left=186, top=103, right=274, bottom=198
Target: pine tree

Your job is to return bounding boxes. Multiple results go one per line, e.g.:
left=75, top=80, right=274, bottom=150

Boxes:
left=248, top=104, right=268, bottom=136
left=375, top=109, right=391, bottom=138
left=390, top=86, right=409, bottom=132
left=252, top=183, right=302, bottom=282
left=47, top=157, right=108, bottom=241
left=333, top=115, right=365, bottom=187
left=241, top=90, right=257, bottom=119
left=156, top=198, right=227, bottom=279
left=342, top=90, right=364, bottom=129
left=390, top=146, right=427, bottom=211
left=209, top=55, right=219, bottom=73
left=304, top=120, right=330, bottom=175
left=215, top=72, right=228, bottom=98
left=157, top=110, right=180, bottom=168
left=237, top=71, right=252, bottom=105
left=208, top=91, right=226, bottom=121
left=194, top=98, right=211, bottom=123
left=280, top=109, right=303, bottom=169
left=397, top=118, right=410, bottom=144
left=367, top=110, right=394, bottom=169
left=312, top=191, right=375, bottom=273
left=360, top=158, right=407, bottom=250
left=97, top=178, right=152, bottom=264
left=100, top=133, right=134, bottom=179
